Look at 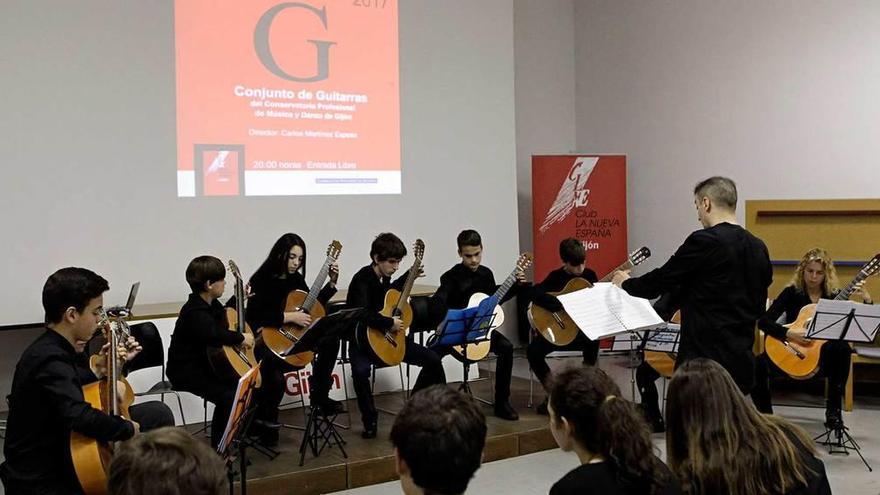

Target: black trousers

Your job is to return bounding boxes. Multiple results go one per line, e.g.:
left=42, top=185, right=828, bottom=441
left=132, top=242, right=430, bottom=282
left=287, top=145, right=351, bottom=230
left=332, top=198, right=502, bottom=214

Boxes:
left=526, top=332, right=599, bottom=391
left=173, top=374, right=238, bottom=448
left=349, top=336, right=445, bottom=428
left=252, top=336, right=342, bottom=426
left=635, top=360, right=662, bottom=420
left=128, top=400, right=175, bottom=431
left=433, top=331, right=515, bottom=404
left=752, top=340, right=852, bottom=414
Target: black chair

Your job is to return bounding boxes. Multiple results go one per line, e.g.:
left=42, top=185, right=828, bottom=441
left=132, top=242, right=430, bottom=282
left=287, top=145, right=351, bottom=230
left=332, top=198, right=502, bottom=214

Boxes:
left=126, top=322, right=187, bottom=424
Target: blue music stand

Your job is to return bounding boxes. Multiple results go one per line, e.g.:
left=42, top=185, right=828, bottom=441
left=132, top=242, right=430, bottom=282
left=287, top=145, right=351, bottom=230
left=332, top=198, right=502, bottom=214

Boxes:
left=432, top=305, right=497, bottom=398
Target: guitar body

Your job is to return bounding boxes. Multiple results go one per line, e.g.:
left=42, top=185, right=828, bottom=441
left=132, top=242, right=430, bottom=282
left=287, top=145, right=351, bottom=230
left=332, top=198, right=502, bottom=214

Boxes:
left=261, top=290, right=326, bottom=368
left=210, top=308, right=262, bottom=387
left=71, top=379, right=134, bottom=494
left=365, top=289, right=413, bottom=366
left=529, top=278, right=592, bottom=346
left=451, top=293, right=505, bottom=362
left=764, top=304, right=824, bottom=379
left=644, top=311, right=680, bottom=378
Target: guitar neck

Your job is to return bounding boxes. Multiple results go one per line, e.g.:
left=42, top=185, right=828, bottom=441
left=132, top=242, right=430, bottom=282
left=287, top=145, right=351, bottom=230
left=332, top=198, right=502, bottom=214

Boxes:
left=302, top=256, right=333, bottom=311
left=599, top=258, right=633, bottom=283
left=396, top=260, right=422, bottom=310
left=491, top=268, right=519, bottom=306
left=234, top=278, right=245, bottom=334
left=836, top=271, right=868, bottom=301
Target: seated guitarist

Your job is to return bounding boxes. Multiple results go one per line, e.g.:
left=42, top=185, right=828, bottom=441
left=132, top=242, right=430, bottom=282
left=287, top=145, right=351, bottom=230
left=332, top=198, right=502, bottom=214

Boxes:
left=432, top=229, right=526, bottom=421
left=755, top=248, right=871, bottom=429
left=1, top=267, right=173, bottom=495
left=245, top=233, right=342, bottom=447
left=526, top=238, right=599, bottom=415
left=167, top=256, right=255, bottom=448
left=346, top=233, right=446, bottom=439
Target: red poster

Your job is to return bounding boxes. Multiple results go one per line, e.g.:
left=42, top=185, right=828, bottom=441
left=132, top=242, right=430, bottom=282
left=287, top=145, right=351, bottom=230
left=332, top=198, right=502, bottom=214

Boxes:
left=532, top=155, right=628, bottom=281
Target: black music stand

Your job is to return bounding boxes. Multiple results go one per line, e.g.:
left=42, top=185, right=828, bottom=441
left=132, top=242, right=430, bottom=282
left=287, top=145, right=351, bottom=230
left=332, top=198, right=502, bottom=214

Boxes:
left=282, top=310, right=364, bottom=465
left=431, top=306, right=497, bottom=402
left=217, top=364, right=262, bottom=495
left=806, top=300, right=880, bottom=472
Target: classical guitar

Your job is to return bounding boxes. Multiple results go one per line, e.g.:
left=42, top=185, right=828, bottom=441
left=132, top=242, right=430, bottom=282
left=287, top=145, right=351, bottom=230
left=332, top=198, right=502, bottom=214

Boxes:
left=209, top=260, right=261, bottom=386
left=364, top=239, right=425, bottom=366
left=529, top=246, right=651, bottom=346
left=449, top=253, right=534, bottom=362
left=262, top=240, right=342, bottom=368
left=765, top=253, right=880, bottom=379
left=71, top=316, right=134, bottom=495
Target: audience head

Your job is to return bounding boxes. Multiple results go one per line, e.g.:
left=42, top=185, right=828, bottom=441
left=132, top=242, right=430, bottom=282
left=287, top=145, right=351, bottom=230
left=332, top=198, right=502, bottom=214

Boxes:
left=693, top=176, right=737, bottom=226
left=108, top=427, right=226, bottom=495
left=666, top=358, right=816, bottom=494
left=791, top=247, right=838, bottom=296
left=253, top=232, right=308, bottom=280
left=549, top=366, right=669, bottom=494
left=390, top=385, right=486, bottom=495
left=185, top=255, right=226, bottom=295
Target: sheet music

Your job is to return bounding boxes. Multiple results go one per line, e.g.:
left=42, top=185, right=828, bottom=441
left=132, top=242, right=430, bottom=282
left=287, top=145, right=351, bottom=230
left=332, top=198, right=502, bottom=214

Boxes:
left=643, top=323, right=680, bottom=353
left=808, top=300, right=880, bottom=343
left=556, top=283, right=664, bottom=340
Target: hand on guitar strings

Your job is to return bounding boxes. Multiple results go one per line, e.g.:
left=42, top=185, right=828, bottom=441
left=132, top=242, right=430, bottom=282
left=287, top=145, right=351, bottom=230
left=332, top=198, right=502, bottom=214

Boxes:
left=515, top=268, right=526, bottom=283
left=240, top=332, right=255, bottom=350
left=391, top=316, right=403, bottom=333
left=285, top=310, right=312, bottom=327
left=784, top=327, right=811, bottom=346
left=329, top=262, right=340, bottom=285
left=611, top=270, right=631, bottom=287
left=91, top=338, right=139, bottom=378
left=852, top=280, right=873, bottom=304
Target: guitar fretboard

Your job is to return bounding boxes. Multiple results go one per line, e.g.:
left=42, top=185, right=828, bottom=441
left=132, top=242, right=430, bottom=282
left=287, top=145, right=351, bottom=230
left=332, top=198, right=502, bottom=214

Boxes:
left=302, top=256, right=333, bottom=311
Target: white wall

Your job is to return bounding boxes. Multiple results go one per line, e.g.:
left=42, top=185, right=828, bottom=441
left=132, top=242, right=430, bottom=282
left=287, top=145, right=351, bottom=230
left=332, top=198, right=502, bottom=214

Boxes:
left=513, top=0, right=577, bottom=255
left=0, top=0, right=519, bottom=326
left=573, top=0, right=880, bottom=272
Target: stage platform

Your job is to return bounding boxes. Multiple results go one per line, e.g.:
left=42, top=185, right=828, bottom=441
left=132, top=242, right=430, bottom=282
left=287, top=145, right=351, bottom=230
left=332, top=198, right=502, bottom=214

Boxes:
left=225, top=373, right=556, bottom=495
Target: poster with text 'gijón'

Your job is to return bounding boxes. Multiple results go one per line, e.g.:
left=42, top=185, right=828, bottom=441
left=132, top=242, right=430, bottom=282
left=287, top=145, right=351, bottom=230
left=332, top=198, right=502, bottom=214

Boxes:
left=175, top=0, right=400, bottom=197
left=532, top=155, right=628, bottom=281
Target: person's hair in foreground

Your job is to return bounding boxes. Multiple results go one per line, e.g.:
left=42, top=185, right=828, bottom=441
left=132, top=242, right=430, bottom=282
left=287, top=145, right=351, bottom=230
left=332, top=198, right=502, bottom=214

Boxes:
left=390, top=385, right=487, bottom=495
left=108, top=427, right=226, bottom=495
left=666, top=358, right=824, bottom=494
left=549, top=366, right=673, bottom=494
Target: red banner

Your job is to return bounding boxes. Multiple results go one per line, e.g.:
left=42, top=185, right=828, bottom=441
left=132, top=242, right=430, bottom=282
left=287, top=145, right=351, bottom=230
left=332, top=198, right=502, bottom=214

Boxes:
left=532, top=155, right=628, bottom=281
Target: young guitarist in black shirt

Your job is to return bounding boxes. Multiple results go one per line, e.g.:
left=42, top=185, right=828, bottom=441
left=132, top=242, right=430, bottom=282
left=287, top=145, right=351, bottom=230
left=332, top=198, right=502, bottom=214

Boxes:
left=527, top=238, right=599, bottom=415
left=612, top=176, right=772, bottom=394
left=167, top=256, right=255, bottom=448
left=432, top=230, right=526, bottom=421
left=755, top=247, right=872, bottom=428
left=245, top=233, right=342, bottom=446
left=346, top=233, right=446, bottom=439
left=1, top=267, right=173, bottom=495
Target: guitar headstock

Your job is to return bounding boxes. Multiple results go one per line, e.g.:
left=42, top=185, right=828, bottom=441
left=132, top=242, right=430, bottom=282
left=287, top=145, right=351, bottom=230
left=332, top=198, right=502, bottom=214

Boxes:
left=327, top=240, right=343, bottom=261
left=413, top=239, right=426, bottom=261
left=227, top=259, right=242, bottom=282
left=517, top=252, right=534, bottom=271
left=860, top=253, right=880, bottom=279
left=628, top=246, right=651, bottom=267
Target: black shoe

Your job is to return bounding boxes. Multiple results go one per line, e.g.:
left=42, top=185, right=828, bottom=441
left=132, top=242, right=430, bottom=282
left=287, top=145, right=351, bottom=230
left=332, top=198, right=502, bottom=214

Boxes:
left=258, top=431, right=279, bottom=448
left=535, top=398, right=548, bottom=415
left=825, top=409, right=844, bottom=430
left=252, top=419, right=282, bottom=430
left=650, top=416, right=666, bottom=434
left=361, top=423, right=377, bottom=439
left=314, top=397, right=345, bottom=415
left=494, top=401, right=519, bottom=421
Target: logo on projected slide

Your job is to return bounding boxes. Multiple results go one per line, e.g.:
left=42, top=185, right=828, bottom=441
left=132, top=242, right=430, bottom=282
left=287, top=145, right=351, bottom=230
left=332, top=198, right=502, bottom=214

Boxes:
left=539, top=156, right=598, bottom=233
left=254, top=3, right=335, bottom=82
left=194, top=144, right=246, bottom=197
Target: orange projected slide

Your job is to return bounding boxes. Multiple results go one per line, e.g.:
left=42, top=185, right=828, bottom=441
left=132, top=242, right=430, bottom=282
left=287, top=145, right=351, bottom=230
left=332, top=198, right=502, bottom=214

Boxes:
left=175, top=0, right=400, bottom=197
